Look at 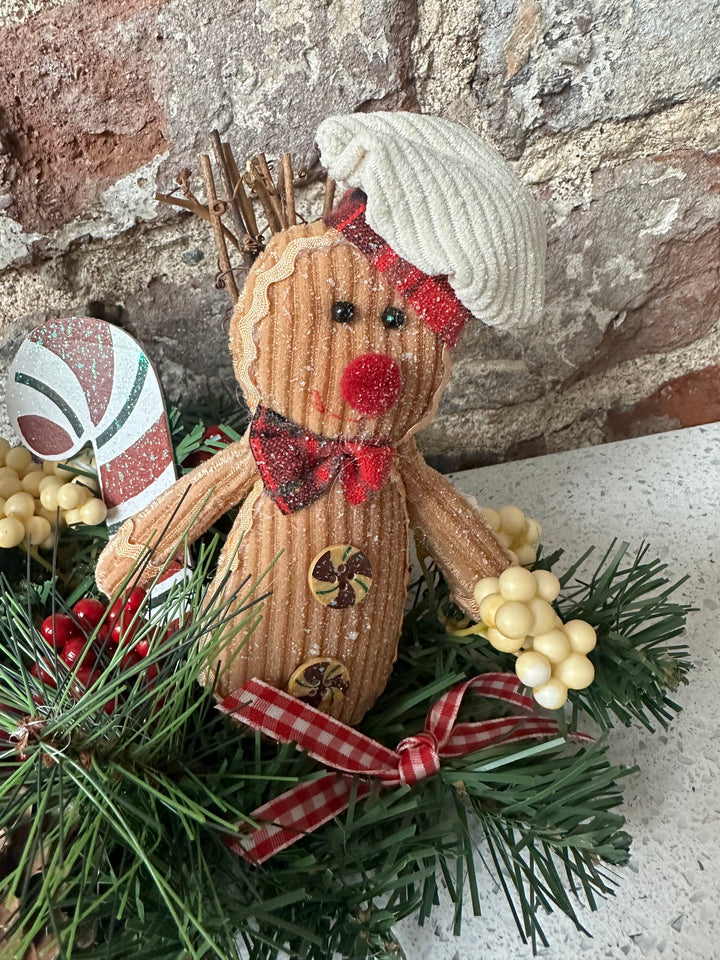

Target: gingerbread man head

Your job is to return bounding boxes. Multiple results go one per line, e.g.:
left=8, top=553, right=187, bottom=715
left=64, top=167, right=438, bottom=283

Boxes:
left=230, top=112, right=546, bottom=450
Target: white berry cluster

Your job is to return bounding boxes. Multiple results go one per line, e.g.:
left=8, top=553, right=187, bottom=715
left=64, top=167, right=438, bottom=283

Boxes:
left=0, top=440, right=107, bottom=551
left=473, top=566, right=597, bottom=709
left=481, top=505, right=541, bottom=566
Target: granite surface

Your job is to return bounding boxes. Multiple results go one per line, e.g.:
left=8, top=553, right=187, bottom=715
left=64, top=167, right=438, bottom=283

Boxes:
left=397, top=424, right=720, bottom=960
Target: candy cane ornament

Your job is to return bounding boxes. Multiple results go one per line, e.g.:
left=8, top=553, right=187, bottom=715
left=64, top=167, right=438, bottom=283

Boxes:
left=6, top=317, right=186, bottom=591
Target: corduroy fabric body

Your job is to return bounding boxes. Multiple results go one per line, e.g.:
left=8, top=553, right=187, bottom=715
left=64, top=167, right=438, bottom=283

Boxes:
left=207, top=466, right=409, bottom=724
left=399, top=437, right=510, bottom=619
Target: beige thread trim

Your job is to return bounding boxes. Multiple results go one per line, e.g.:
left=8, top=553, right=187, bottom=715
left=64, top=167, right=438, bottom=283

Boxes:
left=236, top=229, right=340, bottom=410
left=226, top=479, right=264, bottom=568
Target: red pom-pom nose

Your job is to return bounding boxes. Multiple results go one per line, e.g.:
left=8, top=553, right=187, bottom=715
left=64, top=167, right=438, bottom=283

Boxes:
left=339, top=353, right=402, bottom=417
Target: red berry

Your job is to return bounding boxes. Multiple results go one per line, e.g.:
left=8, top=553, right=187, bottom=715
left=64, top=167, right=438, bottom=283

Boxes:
left=72, top=598, right=107, bottom=631
left=76, top=667, right=102, bottom=688
left=183, top=425, right=232, bottom=467
left=120, top=651, right=142, bottom=672
left=103, top=698, right=116, bottom=715
left=134, top=639, right=149, bottom=658
left=147, top=662, right=159, bottom=683
left=107, top=592, right=144, bottom=647
left=125, top=587, right=147, bottom=612
left=40, top=614, right=80, bottom=649
left=31, top=662, right=57, bottom=687
left=61, top=637, right=95, bottom=669
left=203, top=425, right=232, bottom=445
left=111, top=619, right=137, bottom=648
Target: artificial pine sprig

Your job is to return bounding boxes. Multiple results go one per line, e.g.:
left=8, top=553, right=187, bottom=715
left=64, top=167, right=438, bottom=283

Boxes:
left=554, top=541, right=692, bottom=731
left=0, top=405, right=692, bottom=960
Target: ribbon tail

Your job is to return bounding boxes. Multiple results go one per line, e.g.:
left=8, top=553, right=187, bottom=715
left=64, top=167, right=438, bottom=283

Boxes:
left=226, top=774, right=371, bottom=865
left=218, top=679, right=400, bottom=777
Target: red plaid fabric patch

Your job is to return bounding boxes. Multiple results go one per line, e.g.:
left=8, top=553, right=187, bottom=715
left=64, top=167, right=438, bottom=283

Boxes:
left=325, top=189, right=472, bottom=348
left=218, top=672, right=581, bottom=864
left=249, top=405, right=396, bottom=514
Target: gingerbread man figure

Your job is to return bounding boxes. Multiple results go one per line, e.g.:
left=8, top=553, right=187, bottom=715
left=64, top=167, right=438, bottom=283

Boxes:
left=95, top=111, right=546, bottom=725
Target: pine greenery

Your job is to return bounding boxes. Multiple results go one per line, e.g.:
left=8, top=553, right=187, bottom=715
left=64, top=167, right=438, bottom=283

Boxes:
left=0, top=409, right=692, bottom=960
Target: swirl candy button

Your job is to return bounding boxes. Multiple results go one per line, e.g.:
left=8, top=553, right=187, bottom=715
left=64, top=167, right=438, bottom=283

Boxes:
left=286, top=657, right=350, bottom=712
left=308, top=544, right=372, bottom=608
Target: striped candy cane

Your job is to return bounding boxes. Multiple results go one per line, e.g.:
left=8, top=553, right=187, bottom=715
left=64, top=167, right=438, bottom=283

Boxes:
left=6, top=317, right=186, bottom=593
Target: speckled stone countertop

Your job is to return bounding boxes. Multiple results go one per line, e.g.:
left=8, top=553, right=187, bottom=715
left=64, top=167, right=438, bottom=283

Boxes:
left=397, top=424, right=720, bottom=960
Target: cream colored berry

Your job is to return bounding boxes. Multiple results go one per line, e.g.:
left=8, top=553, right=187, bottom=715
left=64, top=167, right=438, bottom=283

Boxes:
left=474, top=577, right=500, bottom=606
left=528, top=597, right=559, bottom=637
left=56, top=483, right=87, bottom=511
left=533, top=629, right=571, bottom=664
left=39, top=485, right=62, bottom=511
left=35, top=503, right=58, bottom=526
left=564, top=619, right=597, bottom=654
left=42, top=460, right=56, bottom=475
left=498, top=505, right=526, bottom=538
left=0, top=477, right=22, bottom=500
left=515, top=650, right=552, bottom=688
left=4, top=447, right=33, bottom=474
left=0, top=438, right=11, bottom=462
left=525, top=518, right=542, bottom=544
left=556, top=654, right=595, bottom=690
left=486, top=627, right=525, bottom=653
left=498, top=566, right=537, bottom=603
left=533, top=569, right=561, bottom=602
left=514, top=544, right=537, bottom=566
left=21, top=470, right=44, bottom=497
left=79, top=498, right=108, bottom=525
left=0, top=517, right=26, bottom=548
left=39, top=475, right=63, bottom=493
left=0, top=467, right=18, bottom=482
left=25, top=516, right=52, bottom=546
left=65, top=508, right=83, bottom=526
left=39, top=532, right=57, bottom=551
left=481, top=507, right=501, bottom=532
left=495, top=601, right=534, bottom=639
left=73, top=474, right=100, bottom=494
left=479, top=593, right=505, bottom=628
left=533, top=677, right=568, bottom=710
left=4, top=492, right=36, bottom=522
left=495, top=531, right=512, bottom=549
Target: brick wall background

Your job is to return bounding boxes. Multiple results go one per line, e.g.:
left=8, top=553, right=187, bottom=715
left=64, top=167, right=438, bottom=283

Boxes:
left=0, top=0, right=718, bottom=469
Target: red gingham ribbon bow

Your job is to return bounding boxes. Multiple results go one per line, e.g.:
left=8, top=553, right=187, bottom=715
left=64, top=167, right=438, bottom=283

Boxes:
left=218, top=672, right=574, bottom=865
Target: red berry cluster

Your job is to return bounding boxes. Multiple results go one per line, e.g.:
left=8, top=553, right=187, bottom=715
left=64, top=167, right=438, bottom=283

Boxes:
left=32, top=588, right=171, bottom=712
left=182, top=425, right=233, bottom=469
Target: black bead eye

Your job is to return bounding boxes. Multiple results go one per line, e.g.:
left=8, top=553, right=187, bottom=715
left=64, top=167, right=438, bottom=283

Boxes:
left=381, top=306, right=405, bottom=330
left=332, top=300, right=355, bottom=324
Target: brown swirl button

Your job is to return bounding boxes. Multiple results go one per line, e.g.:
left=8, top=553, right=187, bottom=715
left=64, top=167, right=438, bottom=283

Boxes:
left=308, top=544, right=372, bottom=608
left=286, top=657, right=350, bottom=712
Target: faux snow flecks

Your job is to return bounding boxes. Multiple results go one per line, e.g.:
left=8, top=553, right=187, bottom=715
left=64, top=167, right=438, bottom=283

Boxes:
left=94, top=112, right=547, bottom=726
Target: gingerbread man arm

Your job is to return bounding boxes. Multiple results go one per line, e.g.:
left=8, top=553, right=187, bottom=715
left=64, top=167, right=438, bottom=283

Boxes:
left=398, top=437, right=511, bottom=619
left=95, top=437, right=259, bottom=597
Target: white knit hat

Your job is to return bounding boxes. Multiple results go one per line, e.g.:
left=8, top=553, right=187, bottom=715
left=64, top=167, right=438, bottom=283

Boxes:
left=316, top=111, right=546, bottom=331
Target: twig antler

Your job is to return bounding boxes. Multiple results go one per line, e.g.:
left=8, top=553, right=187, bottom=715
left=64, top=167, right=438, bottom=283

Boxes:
left=156, top=132, right=335, bottom=305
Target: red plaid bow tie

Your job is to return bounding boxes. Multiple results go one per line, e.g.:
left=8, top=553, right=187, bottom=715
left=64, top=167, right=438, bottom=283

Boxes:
left=218, top=673, right=590, bottom=864
left=249, top=405, right=396, bottom=515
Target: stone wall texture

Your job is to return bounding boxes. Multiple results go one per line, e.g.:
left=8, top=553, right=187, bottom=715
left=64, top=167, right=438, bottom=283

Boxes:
left=0, top=0, right=718, bottom=469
